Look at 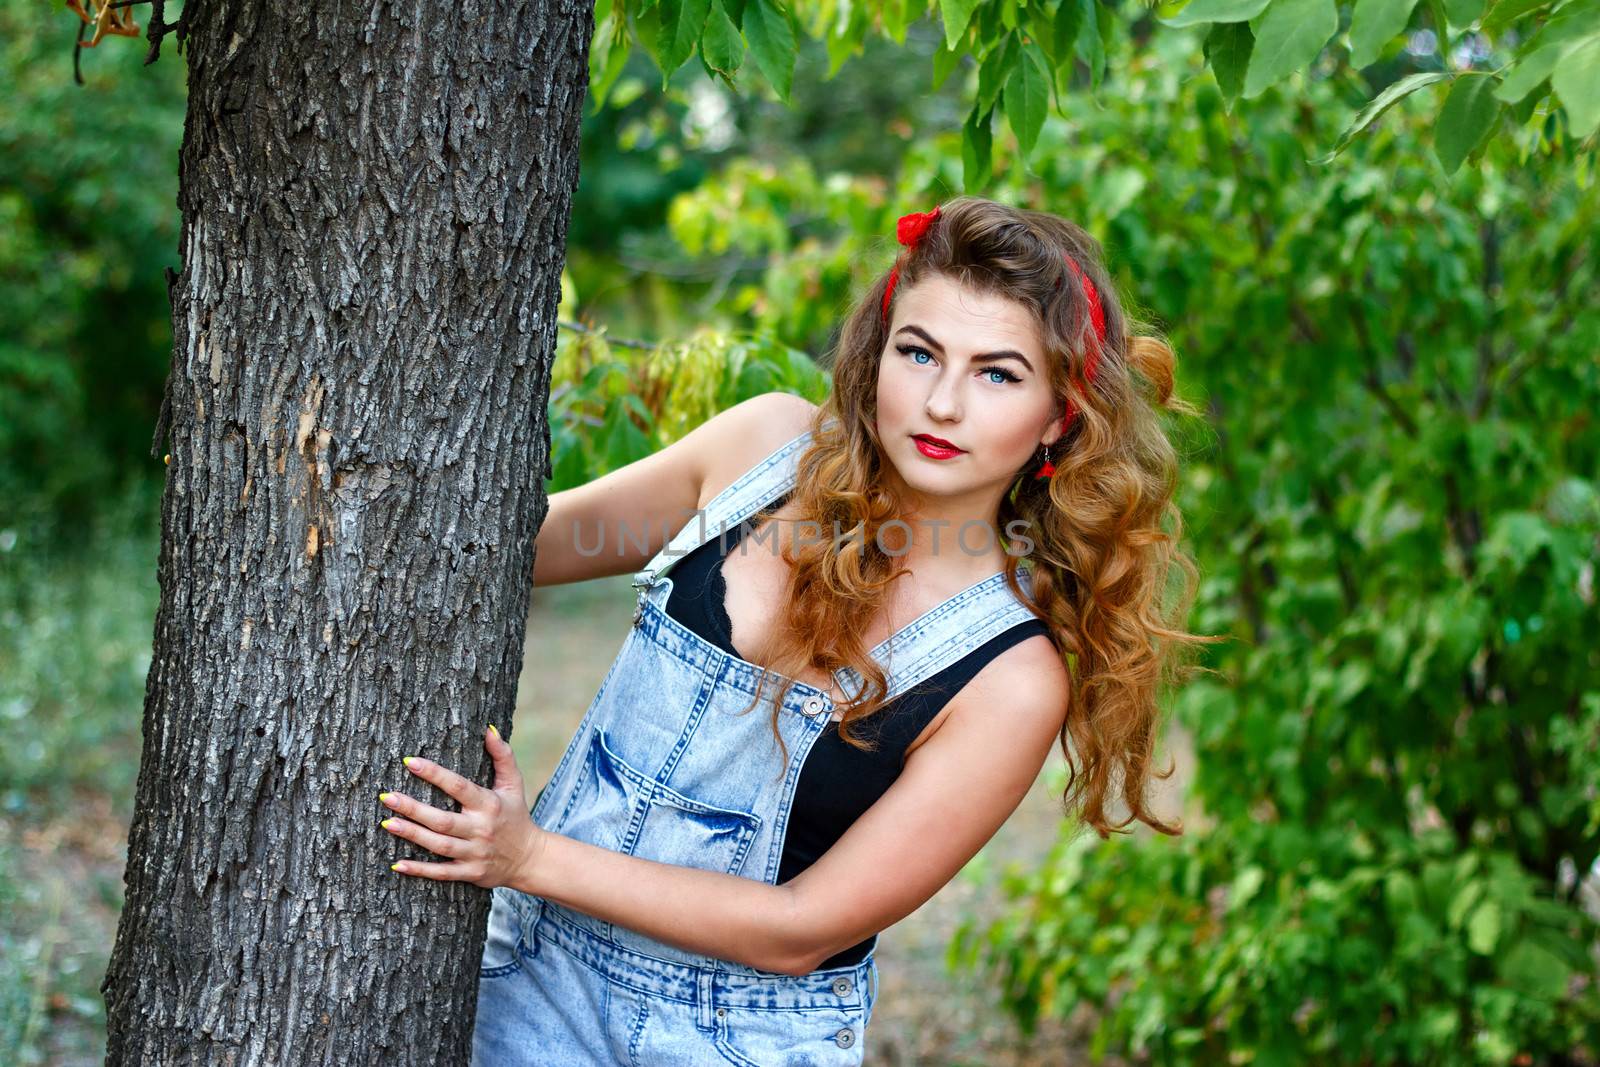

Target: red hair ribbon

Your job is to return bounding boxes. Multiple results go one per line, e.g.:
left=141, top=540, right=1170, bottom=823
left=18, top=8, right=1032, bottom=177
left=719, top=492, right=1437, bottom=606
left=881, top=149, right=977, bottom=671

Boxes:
left=879, top=204, right=1106, bottom=479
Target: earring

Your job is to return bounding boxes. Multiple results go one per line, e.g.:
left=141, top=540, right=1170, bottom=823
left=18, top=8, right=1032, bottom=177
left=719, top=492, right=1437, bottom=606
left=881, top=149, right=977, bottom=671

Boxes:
left=1033, top=442, right=1056, bottom=479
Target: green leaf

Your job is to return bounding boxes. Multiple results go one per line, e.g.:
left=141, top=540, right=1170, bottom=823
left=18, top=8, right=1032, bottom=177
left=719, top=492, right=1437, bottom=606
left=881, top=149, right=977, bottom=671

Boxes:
left=1078, top=0, right=1106, bottom=90
left=880, top=0, right=914, bottom=41
left=1384, top=870, right=1419, bottom=917
left=1444, top=0, right=1485, bottom=26
left=656, top=0, right=712, bottom=79
left=1243, top=0, right=1340, bottom=99
left=588, top=12, right=634, bottom=110
left=1230, top=865, right=1266, bottom=909
left=932, top=34, right=963, bottom=90
left=1027, top=0, right=1072, bottom=70
left=1465, top=899, right=1501, bottom=953
left=1427, top=0, right=1452, bottom=57
left=1204, top=22, right=1255, bottom=110
left=1551, top=35, right=1600, bottom=138
left=1350, top=0, right=1423, bottom=67
left=1052, top=0, right=1086, bottom=67
left=1532, top=0, right=1600, bottom=49
left=743, top=0, right=796, bottom=102
left=630, top=3, right=670, bottom=87
left=1494, top=39, right=1575, bottom=103
left=940, top=0, right=981, bottom=49
left=701, top=1, right=744, bottom=80
left=1310, top=71, right=1450, bottom=163
left=1004, top=44, right=1052, bottom=161
left=1160, top=0, right=1273, bottom=27
left=1482, top=0, right=1553, bottom=33
left=1420, top=1006, right=1461, bottom=1042
left=1501, top=940, right=1571, bottom=1001
left=1095, top=167, right=1148, bottom=218
left=823, top=9, right=862, bottom=77
left=963, top=102, right=996, bottom=190
left=975, top=2, right=1006, bottom=45
left=1446, top=879, right=1484, bottom=928
left=1435, top=73, right=1503, bottom=174
left=601, top=402, right=653, bottom=470
left=978, top=33, right=1020, bottom=117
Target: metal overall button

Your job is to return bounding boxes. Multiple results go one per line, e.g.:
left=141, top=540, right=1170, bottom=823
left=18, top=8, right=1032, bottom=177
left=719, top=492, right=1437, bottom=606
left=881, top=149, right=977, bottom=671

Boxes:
left=630, top=573, right=652, bottom=625
left=834, top=1027, right=856, bottom=1049
left=802, top=696, right=826, bottom=717
left=831, top=976, right=852, bottom=997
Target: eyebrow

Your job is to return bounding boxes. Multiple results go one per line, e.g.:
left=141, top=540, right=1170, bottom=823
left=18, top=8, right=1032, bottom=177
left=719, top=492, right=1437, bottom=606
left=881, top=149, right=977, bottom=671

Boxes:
left=894, top=325, right=1034, bottom=373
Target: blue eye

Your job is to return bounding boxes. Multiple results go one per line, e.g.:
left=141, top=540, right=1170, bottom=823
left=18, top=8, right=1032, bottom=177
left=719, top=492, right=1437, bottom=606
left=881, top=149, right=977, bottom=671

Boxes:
left=896, top=344, right=1022, bottom=385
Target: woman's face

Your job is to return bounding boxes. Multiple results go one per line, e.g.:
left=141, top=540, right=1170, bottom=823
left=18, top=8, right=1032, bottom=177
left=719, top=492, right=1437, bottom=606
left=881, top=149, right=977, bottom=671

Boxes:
left=875, top=272, right=1064, bottom=507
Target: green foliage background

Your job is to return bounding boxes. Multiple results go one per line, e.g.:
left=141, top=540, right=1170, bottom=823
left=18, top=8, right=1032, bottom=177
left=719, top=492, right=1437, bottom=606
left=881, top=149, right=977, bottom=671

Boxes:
left=938, top=36, right=1600, bottom=1063
left=3, top=0, right=1598, bottom=1062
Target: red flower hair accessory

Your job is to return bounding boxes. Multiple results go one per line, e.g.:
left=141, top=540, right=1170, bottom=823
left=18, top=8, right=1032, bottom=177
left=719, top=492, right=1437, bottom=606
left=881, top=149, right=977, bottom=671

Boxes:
left=879, top=205, right=941, bottom=323
left=876, top=203, right=1107, bottom=481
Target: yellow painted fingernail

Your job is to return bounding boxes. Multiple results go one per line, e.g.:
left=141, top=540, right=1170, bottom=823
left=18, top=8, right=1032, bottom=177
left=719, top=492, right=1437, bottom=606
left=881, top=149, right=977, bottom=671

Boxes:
left=488, top=724, right=499, bottom=737
left=378, top=792, right=391, bottom=803
left=381, top=818, right=394, bottom=829
left=402, top=756, right=415, bottom=767
left=391, top=862, right=402, bottom=872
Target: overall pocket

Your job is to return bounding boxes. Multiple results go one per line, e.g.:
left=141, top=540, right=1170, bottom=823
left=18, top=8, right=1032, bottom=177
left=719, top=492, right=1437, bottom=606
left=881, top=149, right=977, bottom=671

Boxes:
left=712, top=1004, right=869, bottom=1067
left=556, top=727, right=763, bottom=876
left=477, top=888, right=527, bottom=980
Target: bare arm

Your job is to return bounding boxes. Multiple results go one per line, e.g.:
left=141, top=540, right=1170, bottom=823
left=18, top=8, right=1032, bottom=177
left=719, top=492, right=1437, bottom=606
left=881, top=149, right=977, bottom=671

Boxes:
left=511, top=831, right=805, bottom=973
left=778, top=636, right=1070, bottom=971
left=530, top=391, right=819, bottom=587
left=382, top=638, right=1065, bottom=975
left=517, top=635, right=1068, bottom=975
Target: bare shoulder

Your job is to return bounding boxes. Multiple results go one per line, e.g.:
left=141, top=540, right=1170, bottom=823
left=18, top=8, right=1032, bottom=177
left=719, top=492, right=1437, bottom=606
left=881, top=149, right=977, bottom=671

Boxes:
left=969, top=632, right=1069, bottom=726
left=695, top=392, right=820, bottom=509
left=905, top=632, right=1069, bottom=761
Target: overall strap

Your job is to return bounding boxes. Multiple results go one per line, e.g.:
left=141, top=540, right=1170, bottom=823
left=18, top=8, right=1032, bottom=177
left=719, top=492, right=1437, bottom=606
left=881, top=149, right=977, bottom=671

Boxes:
left=833, top=568, right=1041, bottom=704
left=631, top=420, right=824, bottom=594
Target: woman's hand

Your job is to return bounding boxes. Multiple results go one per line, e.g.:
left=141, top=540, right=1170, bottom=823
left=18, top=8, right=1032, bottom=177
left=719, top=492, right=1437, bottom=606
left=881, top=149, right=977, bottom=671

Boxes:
left=380, top=724, right=547, bottom=890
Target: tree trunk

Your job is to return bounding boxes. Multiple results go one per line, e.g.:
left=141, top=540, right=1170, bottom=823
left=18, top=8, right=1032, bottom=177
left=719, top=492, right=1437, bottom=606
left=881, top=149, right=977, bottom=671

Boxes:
left=102, top=0, right=592, bottom=1061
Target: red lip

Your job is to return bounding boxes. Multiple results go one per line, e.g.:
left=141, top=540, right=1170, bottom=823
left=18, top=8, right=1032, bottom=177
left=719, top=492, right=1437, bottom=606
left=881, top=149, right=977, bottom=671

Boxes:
left=912, top=434, right=963, bottom=452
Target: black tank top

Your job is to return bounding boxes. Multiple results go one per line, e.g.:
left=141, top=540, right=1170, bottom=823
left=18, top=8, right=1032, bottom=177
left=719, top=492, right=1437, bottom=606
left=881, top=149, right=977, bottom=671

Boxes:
left=663, top=492, right=1049, bottom=969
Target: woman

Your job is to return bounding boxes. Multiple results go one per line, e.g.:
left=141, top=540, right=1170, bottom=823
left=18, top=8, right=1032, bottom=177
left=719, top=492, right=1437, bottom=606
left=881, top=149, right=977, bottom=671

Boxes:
left=376, top=195, right=1210, bottom=1064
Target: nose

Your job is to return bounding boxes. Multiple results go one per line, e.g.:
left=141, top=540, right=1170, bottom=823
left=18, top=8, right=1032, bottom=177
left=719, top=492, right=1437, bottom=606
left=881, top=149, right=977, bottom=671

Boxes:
left=923, top=368, right=962, bottom=423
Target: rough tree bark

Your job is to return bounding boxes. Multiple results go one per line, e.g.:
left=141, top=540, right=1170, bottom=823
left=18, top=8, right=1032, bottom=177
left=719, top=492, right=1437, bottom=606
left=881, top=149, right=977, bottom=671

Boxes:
left=102, top=0, right=593, bottom=1061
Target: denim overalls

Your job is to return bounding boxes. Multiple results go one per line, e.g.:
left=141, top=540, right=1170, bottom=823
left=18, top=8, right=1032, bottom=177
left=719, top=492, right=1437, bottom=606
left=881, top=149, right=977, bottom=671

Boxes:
left=471, top=422, right=1040, bottom=1066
